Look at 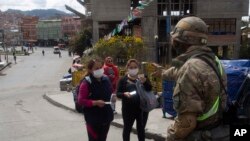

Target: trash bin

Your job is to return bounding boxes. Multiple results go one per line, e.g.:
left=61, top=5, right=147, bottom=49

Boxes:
left=162, top=80, right=176, bottom=118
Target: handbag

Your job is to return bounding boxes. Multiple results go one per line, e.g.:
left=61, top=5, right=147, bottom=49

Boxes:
left=136, top=80, right=158, bottom=112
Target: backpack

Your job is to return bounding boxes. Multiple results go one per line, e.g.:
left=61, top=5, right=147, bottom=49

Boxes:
left=136, top=80, right=159, bottom=112
left=73, top=76, right=92, bottom=113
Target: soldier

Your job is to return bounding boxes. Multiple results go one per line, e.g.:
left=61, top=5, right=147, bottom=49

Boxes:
left=154, top=17, right=229, bottom=141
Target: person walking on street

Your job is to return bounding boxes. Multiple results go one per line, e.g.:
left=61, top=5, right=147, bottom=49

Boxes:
left=153, top=16, right=228, bottom=141
left=78, top=59, right=114, bottom=141
left=13, top=55, right=17, bottom=64
left=59, top=51, right=61, bottom=58
left=103, top=56, right=119, bottom=114
left=68, top=51, right=72, bottom=57
left=42, top=50, right=45, bottom=56
left=117, top=59, right=152, bottom=141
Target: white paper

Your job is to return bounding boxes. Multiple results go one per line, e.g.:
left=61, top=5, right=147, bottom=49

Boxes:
left=130, top=91, right=136, bottom=95
left=105, top=102, right=111, bottom=105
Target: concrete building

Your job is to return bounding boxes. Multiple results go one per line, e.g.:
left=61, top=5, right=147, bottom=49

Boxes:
left=0, top=11, right=23, bottom=46
left=196, top=0, right=248, bottom=59
left=76, top=0, right=248, bottom=62
left=20, top=16, right=39, bottom=45
left=141, top=0, right=249, bottom=62
left=36, top=20, right=62, bottom=46
left=84, top=0, right=130, bottom=43
left=61, top=16, right=82, bottom=42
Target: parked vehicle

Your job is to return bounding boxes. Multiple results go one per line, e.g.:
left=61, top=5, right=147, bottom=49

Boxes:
left=0, top=61, right=6, bottom=67
left=53, top=46, right=60, bottom=54
left=60, top=77, right=72, bottom=91
left=58, top=44, right=66, bottom=50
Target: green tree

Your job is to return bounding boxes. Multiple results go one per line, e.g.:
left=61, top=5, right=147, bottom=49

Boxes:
left=69, top=29, right=92, bottom=57
left=93, top=36, right=144, bottom=66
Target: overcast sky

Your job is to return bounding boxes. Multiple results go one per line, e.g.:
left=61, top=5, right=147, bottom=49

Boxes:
left=0, top=0, right=85, bottom=14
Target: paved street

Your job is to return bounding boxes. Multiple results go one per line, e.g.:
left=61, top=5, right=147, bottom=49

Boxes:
left=0, top=47, right=152, bottom=141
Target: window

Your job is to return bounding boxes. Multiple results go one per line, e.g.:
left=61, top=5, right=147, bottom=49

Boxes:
left=214, top=20, right=220, bottom=33
left=157, top=0, right=193, bottom=16
left=158, top=19, right=167, bottom=41
left=220, top=20, right=226, bottom=33
left=204, top=18, right=236, bottom=35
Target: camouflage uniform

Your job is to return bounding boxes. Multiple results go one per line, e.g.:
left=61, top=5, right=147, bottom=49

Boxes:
left=163, top=46, right=229, bottom=141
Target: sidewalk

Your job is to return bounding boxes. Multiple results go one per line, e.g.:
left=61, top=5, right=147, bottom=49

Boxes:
left=0, top=61, right=11, bottom=71
left=44, top=92, right=174, bottom=141
left=0, top=56, right=22, bottom=71
left=0, top=57, right=14, bottom=71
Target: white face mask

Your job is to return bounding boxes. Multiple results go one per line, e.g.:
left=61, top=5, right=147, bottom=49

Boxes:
left=128, top=68, right=139, bottom=76
left=93, top=68, right=104, bottom=78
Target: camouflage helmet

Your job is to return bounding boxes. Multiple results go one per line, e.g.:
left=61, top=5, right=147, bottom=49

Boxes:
left=171, top=16, right=208, bottom=45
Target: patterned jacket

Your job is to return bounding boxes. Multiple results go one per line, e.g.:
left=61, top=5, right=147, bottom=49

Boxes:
left=164, top=46, right=227, bottom=140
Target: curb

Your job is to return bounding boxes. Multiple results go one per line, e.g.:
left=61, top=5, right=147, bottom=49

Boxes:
left=43, top=94, right=76, bottom=113
left=43, top=94, right=165, bottom=141
left=0, top=62, right=12, bottom=71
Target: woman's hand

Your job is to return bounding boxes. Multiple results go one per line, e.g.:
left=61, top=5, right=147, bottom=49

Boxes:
left=123, top=92, right=131, bottom=98
left=151, top=69, right=162, bottom=77
left=93, top=100, right=105, bottom=108
left=138, top=74, right=146, bottom=83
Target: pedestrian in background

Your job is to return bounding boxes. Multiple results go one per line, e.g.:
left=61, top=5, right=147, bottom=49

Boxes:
left=59, top=51, right=61, bottom=58
left=42, top=50, right=45, bottom=56
left=117, top=59, right=152, bottom=141
left=78, top=59, right=114, bottom=141
left=13, top=55, right=16, bottom=64
left=68, top=51, right=72, bottom=57
left=103, top=56, right=119, bottom=114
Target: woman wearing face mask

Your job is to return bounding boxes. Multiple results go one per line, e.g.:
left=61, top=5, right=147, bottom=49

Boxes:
left=117, top=59, right=152, bottom=141
left=78, top=59, right=114, bottom=141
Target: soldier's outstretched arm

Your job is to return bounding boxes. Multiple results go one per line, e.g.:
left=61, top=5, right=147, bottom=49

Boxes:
left=162, top=67, right=178, bottom=81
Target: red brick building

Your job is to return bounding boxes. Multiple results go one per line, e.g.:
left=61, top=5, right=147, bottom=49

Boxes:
left=20, top=16, right=39, bottom=44
left=61, top=16, right=82, bottom=41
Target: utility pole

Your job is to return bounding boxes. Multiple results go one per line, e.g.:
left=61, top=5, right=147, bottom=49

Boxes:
left=0, top=29, right=8, bottom=63
left=0, top=29, right=3, bottom=62
left=166, top=0, right=172, bottom=64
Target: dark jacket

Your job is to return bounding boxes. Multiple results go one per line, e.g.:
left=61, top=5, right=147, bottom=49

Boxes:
left=80, top=75, right=114, bottom=125
left=116, top=75, right=152, bottom=111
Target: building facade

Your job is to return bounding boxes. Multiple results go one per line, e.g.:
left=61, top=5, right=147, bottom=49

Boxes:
left=61, top=16, right=82, bottom=42
left=84, top=0, right=130, bottom=43
left=0, top=11, right=23, bottom=46
left=142, top=0, right=249, bottom=62
left=20, top=16, right=39, bottom=45
left=196, top=0, right=248, bottom=59
left=36, top=20, right=62, bottom=46
left=83, top=0, right=248, bottom=62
